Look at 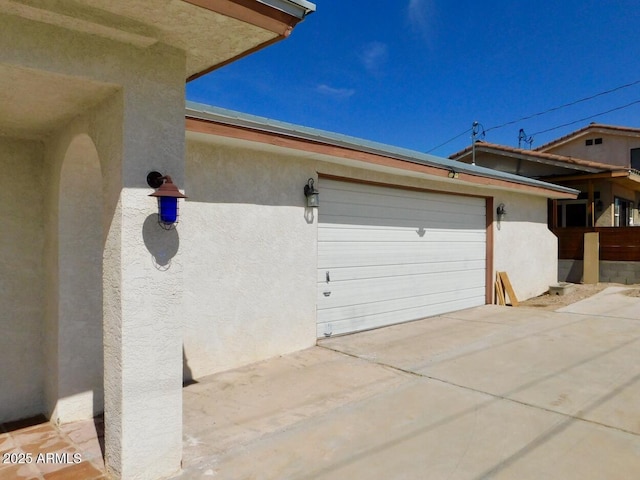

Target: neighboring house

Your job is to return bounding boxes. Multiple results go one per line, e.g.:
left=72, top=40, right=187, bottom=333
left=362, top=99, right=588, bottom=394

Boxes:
left=536, top=123, right=640, bottom=228
left=450, top=123, right=640, bottom=284
left=1, top=2, right=578, bottom=480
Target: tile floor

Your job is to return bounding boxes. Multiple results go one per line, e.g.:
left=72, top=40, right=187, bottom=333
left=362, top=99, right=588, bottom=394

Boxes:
left=0, top=415, right=106, bottom=480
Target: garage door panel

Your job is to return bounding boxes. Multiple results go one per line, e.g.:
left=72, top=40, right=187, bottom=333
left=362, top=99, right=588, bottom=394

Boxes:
left=317, top=288, right=486, bottom=337
left=320, top=208, right=484, bottom=230
left=323, top=182, right=485, bottom=211
left=319, top=226, right=486, bottom=243
left=317, top=179, right=486, bottom=337
left=316, top=259, right=487, bottom=283
left=319, top=242, right=486, bottom=269
left=317, top=269, right=486, bottom=309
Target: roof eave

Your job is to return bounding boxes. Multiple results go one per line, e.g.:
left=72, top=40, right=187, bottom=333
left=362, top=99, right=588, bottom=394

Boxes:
left=185, top=102, right=579, bottom=199
left=258, top=0, right=316, bottom=18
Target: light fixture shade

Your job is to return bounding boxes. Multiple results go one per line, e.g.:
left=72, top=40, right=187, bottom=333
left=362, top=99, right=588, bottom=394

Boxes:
left=148, top=172, right=187, bottom=228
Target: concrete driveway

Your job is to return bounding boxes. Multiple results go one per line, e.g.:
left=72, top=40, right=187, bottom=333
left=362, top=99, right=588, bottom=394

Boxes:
left=177, top=287, right=640, bottom=479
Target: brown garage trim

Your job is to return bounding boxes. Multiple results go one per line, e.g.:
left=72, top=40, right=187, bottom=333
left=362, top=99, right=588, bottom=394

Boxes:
left=186, top=117, right=572, bottom=198
left=485, top=197, right=494, bottom=305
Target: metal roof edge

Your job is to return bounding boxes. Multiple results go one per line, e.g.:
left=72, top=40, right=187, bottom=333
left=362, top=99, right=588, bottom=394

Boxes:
left=258, top=0, right=315, bottom=18
left=185, top=101, right=579, bottom=196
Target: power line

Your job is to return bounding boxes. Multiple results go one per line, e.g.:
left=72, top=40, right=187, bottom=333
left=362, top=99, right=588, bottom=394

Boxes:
left=530, top=99, right=640, bottom=136
left=426, top=127, right=471, bottom=153
left=427, top=79, right=640, bottom=154
left=485, top=78, right=640, bottom=133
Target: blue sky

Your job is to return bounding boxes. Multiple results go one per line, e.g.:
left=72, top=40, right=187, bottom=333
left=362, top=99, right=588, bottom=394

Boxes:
left=186, top=0, right=640, bottom=157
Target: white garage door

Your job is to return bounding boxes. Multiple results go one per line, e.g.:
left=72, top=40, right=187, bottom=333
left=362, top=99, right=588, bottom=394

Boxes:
left=317, top=179, right=487, bottom=337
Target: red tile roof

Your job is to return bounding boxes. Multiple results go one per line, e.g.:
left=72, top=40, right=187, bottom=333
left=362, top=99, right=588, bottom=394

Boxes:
left=535, top=123, right=640, bottom=151
left=449, top=141, right=615, bottom=171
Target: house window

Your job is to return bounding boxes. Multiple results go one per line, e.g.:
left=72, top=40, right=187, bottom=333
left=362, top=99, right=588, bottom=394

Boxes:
left=631, top=148, right=640, bottom=171
left=585, top=138, right=603, bottom=146
left=556, top=200, right=588, bottom=227
left=585, top=139, right=593, bottom=146
left=614, top=197, right=634, bottom=226
left=594, top=138, right=603, bottom=145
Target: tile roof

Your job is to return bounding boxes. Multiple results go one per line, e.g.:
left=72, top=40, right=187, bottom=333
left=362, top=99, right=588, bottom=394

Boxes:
left=449, top=141, right=615, bottom=172
left=535, top=123, right=640, bottom=151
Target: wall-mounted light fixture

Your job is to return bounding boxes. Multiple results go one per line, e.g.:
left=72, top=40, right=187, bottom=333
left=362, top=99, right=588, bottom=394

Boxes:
left=448, top=170, right=459, bottom=179
left=304, top=178, right=319, bottom=207
left=147, top=171, right=187, bottom=229
left=497, top=203, right=506, bottom=219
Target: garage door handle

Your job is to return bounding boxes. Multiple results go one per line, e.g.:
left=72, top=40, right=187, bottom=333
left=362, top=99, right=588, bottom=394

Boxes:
left=326, top=271, right=331, bottom=283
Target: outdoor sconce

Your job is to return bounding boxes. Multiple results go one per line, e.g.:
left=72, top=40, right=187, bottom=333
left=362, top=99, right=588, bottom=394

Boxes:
left=147, top=171, right=187, bottom=229
left=496, top=203, right=507, bottom=220
left=304, top=178, right=319, bottom=207
left=448, top=169, right=459, bottom=179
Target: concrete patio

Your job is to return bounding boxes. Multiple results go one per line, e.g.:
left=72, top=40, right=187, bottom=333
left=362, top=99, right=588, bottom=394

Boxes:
left=177, top=286, right=640, bottom=479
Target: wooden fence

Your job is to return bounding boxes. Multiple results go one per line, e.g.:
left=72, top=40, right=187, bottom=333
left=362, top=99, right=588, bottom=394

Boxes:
left=552, top=227, right=640, bottom=261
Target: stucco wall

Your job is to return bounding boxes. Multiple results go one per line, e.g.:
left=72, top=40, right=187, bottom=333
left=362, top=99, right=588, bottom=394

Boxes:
left=183, top=140, right=317, bottom=379
left=184, top=135, right=559, bottom=378
left=0, top=139, right=45, bottom=423
left=491, top=192, right=558, bottom=300
left=1, top=13, right=186, bottom=479
left=544, top=134, right=640, bottom=167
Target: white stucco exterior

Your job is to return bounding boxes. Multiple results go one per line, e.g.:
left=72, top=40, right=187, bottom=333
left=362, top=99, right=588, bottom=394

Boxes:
left=1, top=3, right=569, bottom=479
left=1, top=10, right=187, bottom=480
left=0, top=139, right=45, bottom=422
left=492, top=192, right=558, bottom=300
left=182, top=132, right=561, bottom=379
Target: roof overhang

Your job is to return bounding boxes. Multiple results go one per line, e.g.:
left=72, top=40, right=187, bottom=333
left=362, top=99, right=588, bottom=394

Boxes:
left=186, top=103, right=579, bottom=200
left=550, top=170, right=640, bottom=191
left=536, top=123, right=640, bottom=152
left=0, top=0, right=315, bottom=80
left=452, top=143, right=610, bottom=174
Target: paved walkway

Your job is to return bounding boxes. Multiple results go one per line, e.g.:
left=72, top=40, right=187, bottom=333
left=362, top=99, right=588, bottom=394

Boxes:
left=178, top=287, right=640, bottom=479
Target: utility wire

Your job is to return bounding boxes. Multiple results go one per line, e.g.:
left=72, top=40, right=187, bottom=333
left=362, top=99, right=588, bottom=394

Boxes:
left=426, top=127, right=471, bottom=153
left=530, top=99, right=640, bottom=136
left=427, top=79, right=640, bottom=153
left=485, top=78, right=640, bottom=133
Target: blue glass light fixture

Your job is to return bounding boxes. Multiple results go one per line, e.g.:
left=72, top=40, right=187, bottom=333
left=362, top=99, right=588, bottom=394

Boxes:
left=147, top=171, right=187, bottom=229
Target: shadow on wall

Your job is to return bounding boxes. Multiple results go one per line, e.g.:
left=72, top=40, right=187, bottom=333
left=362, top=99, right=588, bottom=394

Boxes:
left=185, top=142, right=311, bottom=208
left=183, top=347, right=197, bottom=387
left=142, top=214, right=179, bottom=269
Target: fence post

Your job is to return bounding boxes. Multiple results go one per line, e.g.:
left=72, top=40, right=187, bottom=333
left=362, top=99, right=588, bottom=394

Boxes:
left=584, top=232, right=599, bottom=284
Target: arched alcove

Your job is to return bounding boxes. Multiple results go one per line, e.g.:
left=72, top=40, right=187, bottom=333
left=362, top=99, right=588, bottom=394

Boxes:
left=53, top=133, right=104, bottom=423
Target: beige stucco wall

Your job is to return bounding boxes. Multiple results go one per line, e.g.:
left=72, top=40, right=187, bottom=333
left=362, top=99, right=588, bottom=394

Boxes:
left=0, top=138, right=45, bottom=423
left=42, top=95, right=123, bottom=426
left=183, top=135, right=558, bottom=378
left=543, top=133, right=640, bottom=167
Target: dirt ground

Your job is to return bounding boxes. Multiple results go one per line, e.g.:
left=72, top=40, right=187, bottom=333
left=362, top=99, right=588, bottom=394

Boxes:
left=519, top=282, right=640, bottom=310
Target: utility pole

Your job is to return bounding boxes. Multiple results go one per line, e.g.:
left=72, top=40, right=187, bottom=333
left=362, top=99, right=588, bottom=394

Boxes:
left=471, top=121, right=480, bottom=165
left=518, top=129, right=533, bottom=149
